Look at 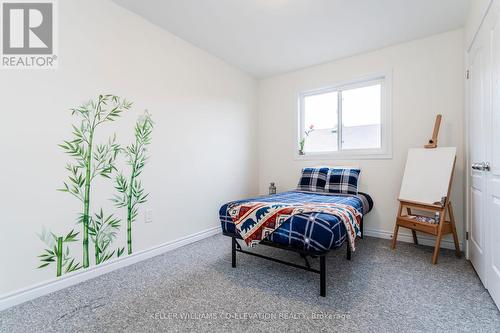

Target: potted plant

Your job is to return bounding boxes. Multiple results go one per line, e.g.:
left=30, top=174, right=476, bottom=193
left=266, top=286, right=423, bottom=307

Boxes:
left=299, top=124, right=314, bottom=155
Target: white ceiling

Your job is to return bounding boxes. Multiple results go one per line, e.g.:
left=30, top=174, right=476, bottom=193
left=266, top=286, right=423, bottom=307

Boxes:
left=113, top=0, right=470, bottom=78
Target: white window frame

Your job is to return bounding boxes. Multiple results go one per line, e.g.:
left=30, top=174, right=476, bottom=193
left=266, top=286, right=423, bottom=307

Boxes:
left=295, top=71, right=392, bottom=160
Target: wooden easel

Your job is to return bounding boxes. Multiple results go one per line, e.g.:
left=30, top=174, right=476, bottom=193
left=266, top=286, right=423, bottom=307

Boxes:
left=424, top=114, right=442, bottom=148
left=391, top=115, right=461, bottom=264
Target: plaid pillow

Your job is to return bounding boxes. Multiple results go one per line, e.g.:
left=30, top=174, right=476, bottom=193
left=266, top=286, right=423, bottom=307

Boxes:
left=325, top=168, right=361, bottom=195
left=297, top=167, right=329, bottom=192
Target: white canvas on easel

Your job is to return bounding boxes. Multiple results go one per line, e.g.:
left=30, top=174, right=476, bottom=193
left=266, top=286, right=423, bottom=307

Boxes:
left=399, top=147, right=456, bottom=206
left=392, top=115, right=460, bottom=264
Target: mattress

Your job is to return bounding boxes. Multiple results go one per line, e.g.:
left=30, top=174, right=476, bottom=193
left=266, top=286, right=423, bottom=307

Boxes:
left=219, top=190, right=373, bottom=253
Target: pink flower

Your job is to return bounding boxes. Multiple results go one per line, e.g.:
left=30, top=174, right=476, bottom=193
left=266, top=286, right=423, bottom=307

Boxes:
left=304, top=125, right=314, bottom=137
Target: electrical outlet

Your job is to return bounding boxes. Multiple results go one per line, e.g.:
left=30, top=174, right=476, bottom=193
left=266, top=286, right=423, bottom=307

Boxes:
left=144, top=210, right=153, bottom=223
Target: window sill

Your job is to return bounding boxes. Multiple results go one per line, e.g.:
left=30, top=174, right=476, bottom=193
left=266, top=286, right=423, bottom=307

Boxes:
left=294, top=151, right=392, bottom=161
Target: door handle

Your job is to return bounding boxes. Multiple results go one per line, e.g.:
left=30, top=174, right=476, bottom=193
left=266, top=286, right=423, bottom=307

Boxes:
left=472, top=162, right=491, bottom=171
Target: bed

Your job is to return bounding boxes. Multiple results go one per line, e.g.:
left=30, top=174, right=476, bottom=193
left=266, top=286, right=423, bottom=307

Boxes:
left=219, top=189, right=373, bottom=296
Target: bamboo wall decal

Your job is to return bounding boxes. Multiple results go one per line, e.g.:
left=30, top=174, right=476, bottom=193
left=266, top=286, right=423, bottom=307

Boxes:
left=90, top=208, right=121, bottom=264
left=59, top=95, right=131, bottom=268
left=37, top=95, right=153, bottom=278
left=37, top=228, right=81, bottom=277
left=56, top=237, right=63, bottom=277
left=113, top=112, right=154, bottom=255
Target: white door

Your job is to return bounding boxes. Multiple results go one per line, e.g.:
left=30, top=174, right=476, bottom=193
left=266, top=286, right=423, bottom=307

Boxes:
left=468, top=36, right=489, bottom=285
left=487, top=11, right=500, bottom=309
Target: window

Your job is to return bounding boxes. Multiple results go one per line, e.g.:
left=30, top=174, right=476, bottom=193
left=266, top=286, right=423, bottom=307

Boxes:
left=298, top=74, right=391, bottom=159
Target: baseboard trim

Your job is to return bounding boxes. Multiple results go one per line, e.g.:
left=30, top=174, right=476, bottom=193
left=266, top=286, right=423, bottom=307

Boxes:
left=0, top=226, right=220, bottom=311
left=364, top=228, right=463, bottom=250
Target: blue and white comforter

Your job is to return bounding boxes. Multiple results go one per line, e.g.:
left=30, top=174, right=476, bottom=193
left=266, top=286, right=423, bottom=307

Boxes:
left=219, top=191, right=373, bottom=254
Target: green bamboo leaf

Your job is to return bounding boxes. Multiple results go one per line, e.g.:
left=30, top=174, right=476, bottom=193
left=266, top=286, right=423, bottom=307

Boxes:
left=64, top=259, right=76, bottom=273
left=64, top=229, right=79, bottom=242
left=41, top=258, right=55, bottom=263
left=58, top=182, right=70, bottom=192
left=69, top=263, right=82, bottom=272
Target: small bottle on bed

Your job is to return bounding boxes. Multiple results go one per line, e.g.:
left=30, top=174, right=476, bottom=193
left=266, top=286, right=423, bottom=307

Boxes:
left=269, top=182, right=277, bottom=195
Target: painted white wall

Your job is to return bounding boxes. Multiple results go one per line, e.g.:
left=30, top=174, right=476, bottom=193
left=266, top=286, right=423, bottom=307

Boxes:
left=0, top=0, right=258, bottom=298
left=465, top=0, right=493, bottom=50
left=257, top=30, right=465, bottom=246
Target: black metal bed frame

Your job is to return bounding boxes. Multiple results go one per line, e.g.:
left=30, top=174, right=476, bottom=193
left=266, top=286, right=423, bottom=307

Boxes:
left=224, top=219, right=363, bottom=297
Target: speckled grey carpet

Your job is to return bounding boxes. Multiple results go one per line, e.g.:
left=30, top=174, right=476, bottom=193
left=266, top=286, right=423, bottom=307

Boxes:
left=1, top=235, right=499, bottom=333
